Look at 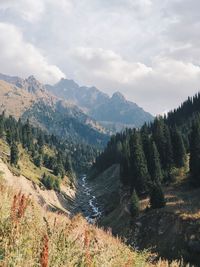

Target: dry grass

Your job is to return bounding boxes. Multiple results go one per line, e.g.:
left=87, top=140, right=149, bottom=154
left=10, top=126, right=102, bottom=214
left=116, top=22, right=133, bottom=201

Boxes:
left=0, top=80, right=36, bottom=119
left=0, top=140, right=10, bottom=156
left=0, top=180, right=182, bottom=267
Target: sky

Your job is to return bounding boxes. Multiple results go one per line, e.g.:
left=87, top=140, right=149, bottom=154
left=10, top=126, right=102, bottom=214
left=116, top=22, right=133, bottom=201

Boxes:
left=0, top=0, right=200, bottom=115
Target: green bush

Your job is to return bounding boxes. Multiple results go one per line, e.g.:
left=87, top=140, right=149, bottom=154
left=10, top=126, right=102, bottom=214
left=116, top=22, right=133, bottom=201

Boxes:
left=42, top=173, right=60, bottom=191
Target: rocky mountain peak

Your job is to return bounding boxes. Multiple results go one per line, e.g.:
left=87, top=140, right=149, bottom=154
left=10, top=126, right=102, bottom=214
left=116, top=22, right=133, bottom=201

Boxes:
left=111, top=91, right=126, bottom=102
left=56, top=78, right=79, bottom=90
left=25, top=75, right=45, bottom=93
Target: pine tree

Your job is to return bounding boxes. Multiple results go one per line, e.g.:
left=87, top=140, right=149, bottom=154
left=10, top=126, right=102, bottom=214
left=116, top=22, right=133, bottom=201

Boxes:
left=53, top=163, right=65, bottom=178
left=129, top=132, right=150, bottom=194
left=149, top=141, right=163, bottom=183
left=189, top=120, right=200, bottom=186
left=120, top=139, right=131, bottom=185
left=150, top=183, right=165, bottom=209
left=141, top=125, right=152, bottom=173
left=0, top=118, right=4, bottom=138
left=163, top=124, right=174, bottom=169
left=22, top=120, right=33, bottom=150
left=152, top=117, right=166, bottom=167
left=6, top=129, right=13, bottom=145
left=120, top=153, right=131, bottom=185
left=34, top=155, right=42, bottom=168
left=130, top=189, right=139, bottom=216
left=171, top=126, right=186, bottom=168
left=10, top=142, right=19, bottom=166
left=116, top=140, right=123, bottom=162
left=64, top=156, right=73, bottom=173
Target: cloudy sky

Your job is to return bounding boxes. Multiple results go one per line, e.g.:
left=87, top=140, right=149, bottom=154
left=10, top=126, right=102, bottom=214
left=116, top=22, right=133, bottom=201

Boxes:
left=0, top=0, right=200, bottom=114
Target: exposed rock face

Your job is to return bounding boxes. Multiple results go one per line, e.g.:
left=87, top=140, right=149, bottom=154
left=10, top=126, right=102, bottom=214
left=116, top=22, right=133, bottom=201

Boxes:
left=25, top=75, right=46, bottom=93
left=46, top=78, right=154, bottom=131
left=46, top=78, right=109, bottom=111
left=92, top=91, right=153, bottom=127
left=0, top=73, right=45, bottom=94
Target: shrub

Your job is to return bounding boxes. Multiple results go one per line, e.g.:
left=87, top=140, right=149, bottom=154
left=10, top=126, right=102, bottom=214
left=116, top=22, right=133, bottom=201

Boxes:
left=42, top=173, right=60, bottom=191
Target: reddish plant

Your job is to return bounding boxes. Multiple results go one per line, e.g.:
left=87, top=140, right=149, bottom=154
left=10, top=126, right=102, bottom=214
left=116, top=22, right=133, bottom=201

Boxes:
left=40, top=234, right=49, bottom=267
left=11, top=192, right=29, bottom=223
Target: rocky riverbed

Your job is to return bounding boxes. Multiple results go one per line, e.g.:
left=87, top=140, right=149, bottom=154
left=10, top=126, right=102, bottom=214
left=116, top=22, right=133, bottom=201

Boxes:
left=77, top=175, right=102, bottom=224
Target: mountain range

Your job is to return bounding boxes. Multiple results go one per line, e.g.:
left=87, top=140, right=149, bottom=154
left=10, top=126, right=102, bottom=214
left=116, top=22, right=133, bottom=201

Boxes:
left=0, top=73, right=108, bottom=146
left=46, top=78, right=154, bottom=132
left=0, top=73, right=153, bottom=145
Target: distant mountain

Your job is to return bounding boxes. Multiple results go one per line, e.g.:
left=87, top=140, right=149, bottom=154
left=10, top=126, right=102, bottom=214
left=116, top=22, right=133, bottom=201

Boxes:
left=46, top=78, right=109, bottom=112
left=47, top=78, right=154, bottom=131
left=92, top=91, right=153, bottom=127
left=0, top=73, right=108, bottom=146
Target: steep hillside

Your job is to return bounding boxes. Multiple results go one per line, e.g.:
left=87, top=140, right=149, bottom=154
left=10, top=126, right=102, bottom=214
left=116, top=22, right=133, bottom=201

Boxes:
left=0, top=79, right=50, bottom=119
left=0, top=73, right=108, bottom=146
left=89, top=92, right=200, bottom=265
left=0, top=112, right=99, bottom=185
left=0, top=157, right=76, bottom=215
left=47, top=78, right=154, bottom=131
left=0, top=167, right=182, bottom=266
left=22, top=100, right=108, bottom=146
left=89, top=163, right=200, bottom=265
left=0, top=125, right=180, bottom=266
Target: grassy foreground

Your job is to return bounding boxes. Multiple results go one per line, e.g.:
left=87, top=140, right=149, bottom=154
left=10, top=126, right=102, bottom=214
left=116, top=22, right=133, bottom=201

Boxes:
left=0, top=178, right=182, bottom=267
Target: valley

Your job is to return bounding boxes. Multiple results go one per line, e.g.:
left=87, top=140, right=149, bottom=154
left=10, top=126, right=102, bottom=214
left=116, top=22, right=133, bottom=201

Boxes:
left=0, top=73, right=200, bottom=266
left=1, top=1, right=199, bottom=266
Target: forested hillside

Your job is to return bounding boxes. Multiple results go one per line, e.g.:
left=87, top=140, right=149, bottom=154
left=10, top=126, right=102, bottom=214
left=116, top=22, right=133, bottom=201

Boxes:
left=0, top=112, right=99, bottom=192
left=89, top=93, right=200, bottom=264
left=92, top=93, right=200, bottom=199
left=22, top=100, right=108, bottom=146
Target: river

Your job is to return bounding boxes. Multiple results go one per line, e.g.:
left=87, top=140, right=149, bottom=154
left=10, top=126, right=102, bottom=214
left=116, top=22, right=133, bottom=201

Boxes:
left=80, top=175, right=102, bottom=224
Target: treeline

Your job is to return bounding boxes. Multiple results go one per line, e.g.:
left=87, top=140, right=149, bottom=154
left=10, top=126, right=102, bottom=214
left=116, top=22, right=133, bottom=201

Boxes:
left=0, top=112, right=99, bottom=189
left=92, top=95, right=200, bottom=210
left=166, top=92, right=200, bottom=126
left=93, top=117, right=186, bottom=191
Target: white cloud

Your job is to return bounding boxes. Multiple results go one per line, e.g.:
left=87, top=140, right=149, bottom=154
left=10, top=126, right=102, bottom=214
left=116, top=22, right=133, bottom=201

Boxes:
left=71, top=47, right=152, bottom=83
left=0, top=0, right=72, bottom=22
left=0, top=0, right=45, bottom=22
left=0, top=0, right=200, bottom=114
left=0, top=23, right=65, bottom=83
left=69, top=47, right=200, bottom=115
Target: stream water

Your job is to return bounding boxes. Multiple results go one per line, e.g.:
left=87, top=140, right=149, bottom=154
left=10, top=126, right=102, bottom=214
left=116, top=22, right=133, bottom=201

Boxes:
left=80, top=175, right=102, bottom=224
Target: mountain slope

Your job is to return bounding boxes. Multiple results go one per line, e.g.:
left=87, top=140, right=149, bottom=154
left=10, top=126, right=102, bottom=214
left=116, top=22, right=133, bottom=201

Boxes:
left=22, top=100, right=108, bottom=146
left=46, top=78, right=109, bottom=112
left=0, top=113, right=178, bottom=266
left=0, top=174, right=180, bottom=267
left=88, top=92, right=200, bottom=265
left=47, top=78, right=154, bottom=131
left=92, top=91, right=153, bottom=126
left=0, top=73, right=108, bottom=146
